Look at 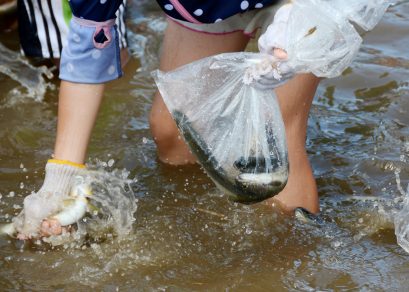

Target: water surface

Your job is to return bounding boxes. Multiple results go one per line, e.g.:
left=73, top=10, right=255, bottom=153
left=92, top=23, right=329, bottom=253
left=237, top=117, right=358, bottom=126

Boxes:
left=1, top=1, right=409, bottom=290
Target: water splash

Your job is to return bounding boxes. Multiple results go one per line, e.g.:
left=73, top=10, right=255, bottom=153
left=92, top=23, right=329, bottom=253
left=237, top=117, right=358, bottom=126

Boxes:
left=43, top=160, right=138, bottom=247
left=393, top=168, right=409, bottom=253
left=0, top=42, right=53, bottom=103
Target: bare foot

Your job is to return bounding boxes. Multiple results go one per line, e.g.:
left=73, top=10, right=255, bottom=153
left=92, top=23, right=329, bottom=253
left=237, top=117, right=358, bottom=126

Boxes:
left=265, top=149, right=319, bottom=214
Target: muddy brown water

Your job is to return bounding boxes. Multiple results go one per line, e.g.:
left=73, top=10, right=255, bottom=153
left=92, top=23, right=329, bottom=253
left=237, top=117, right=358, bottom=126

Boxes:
left=1, top=1, right=409, bottom=291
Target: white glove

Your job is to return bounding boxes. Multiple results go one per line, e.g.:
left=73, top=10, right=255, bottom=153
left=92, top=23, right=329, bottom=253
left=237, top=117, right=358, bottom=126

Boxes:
left=13, top=159, right=85, bottom=238
left=258, top=3, right=293, bottom=58
left=251, top=3, right=294, bottom=90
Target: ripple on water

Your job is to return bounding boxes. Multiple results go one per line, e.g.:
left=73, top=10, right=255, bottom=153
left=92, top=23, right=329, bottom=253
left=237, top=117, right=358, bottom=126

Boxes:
left=1, top=1, right=409, bottom=290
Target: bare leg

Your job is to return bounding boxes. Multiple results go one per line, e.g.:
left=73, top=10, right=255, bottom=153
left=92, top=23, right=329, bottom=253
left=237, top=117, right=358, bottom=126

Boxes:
left=267, top=74, right=320, bottom=213
left=150, top=20, right=250, bottom=165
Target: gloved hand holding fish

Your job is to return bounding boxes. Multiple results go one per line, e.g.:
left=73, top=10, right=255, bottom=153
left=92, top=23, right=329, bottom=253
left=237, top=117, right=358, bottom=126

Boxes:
left=153, top=0, right=391, bottom=203
left=0, top=159, right=94, bottom=239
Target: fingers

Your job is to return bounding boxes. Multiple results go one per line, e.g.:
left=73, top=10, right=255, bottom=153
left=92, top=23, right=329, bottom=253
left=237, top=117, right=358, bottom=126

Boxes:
left=273, top=48, right=288, bottom=60
left=258, top=3, right=293, bottom=55
left=40, top=219, right=63, bottom=237
left=17, top=219, right=70, bottom=240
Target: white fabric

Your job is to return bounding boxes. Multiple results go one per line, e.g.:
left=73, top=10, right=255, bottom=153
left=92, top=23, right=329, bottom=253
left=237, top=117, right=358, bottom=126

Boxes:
left=13, top=162, right=84, bottom=237
left=258, top=3, right=292, bottom=55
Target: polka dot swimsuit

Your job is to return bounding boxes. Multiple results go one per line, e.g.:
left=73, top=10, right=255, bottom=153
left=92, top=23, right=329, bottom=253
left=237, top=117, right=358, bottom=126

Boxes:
left=68, top=0, right=123, bottom=22
left=156, top=0, right=281, bottom=24
left=69, top=0, right=280, bottom=24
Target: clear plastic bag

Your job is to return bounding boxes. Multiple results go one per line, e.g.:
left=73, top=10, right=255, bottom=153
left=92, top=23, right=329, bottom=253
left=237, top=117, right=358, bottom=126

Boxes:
left=153, top=0, right=390, bottom=203
left=328, top=0, right=392, bottom=31
left=395, top=193, right=409, bottom=254
left=285, top=0, right=363, bottom=78
left=153, top=53, right=289, bottom=203
left=285, top=0, right=391, bottom=77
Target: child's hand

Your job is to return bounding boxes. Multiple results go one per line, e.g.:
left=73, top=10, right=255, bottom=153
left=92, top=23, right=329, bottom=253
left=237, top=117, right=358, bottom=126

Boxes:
left=14, top=159, right=85, bottom=239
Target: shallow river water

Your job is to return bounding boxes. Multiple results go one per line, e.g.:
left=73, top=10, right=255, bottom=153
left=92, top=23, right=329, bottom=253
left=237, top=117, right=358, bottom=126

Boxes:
left=1, top=1, right=409, bottom=291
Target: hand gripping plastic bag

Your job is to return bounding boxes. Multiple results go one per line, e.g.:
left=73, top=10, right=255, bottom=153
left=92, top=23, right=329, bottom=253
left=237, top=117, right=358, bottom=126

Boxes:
left=153, top=53, right=289, bottom=203
left=281, top=0, right=392, bottom=78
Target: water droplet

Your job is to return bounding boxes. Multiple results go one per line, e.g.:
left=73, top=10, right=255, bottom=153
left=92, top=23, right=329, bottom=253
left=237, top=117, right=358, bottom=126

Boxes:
left=108, top=65, right=116, bottom=75
left=164, top=4, right=173, bottom=10
left=332, top=241, right=341, bottom=248
left=294, top=259, right=302, bottom=268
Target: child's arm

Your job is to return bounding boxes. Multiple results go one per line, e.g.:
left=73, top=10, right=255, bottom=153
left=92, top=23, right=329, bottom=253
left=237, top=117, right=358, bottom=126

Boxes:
left=56, top=0, right=125, bottom=163
left=53, top=82, right=105, bottom=164
left=15, top=1, right=124, bottom=238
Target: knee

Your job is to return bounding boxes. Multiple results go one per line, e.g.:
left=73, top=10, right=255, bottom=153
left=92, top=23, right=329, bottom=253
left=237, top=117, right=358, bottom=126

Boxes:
left=149, top=105, right=180, bottom=148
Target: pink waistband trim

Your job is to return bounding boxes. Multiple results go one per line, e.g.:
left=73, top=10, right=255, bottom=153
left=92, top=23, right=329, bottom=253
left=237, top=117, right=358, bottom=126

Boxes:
left=168, top=16, right=258, bottom=38
left=169, top=0, right=202, bottom=24
left=73, top=16, right=116, bottom=27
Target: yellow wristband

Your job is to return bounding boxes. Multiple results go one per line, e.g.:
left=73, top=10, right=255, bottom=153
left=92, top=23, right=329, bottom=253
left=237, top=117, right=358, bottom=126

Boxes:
left=47, top=159, right=86, bottom=169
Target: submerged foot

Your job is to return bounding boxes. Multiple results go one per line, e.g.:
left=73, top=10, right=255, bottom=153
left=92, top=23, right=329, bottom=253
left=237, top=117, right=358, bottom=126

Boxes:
left=294, top=207, right=324, bottom=225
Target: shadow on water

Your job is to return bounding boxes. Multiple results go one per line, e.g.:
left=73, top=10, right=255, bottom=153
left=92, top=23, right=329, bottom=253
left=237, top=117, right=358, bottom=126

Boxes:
left=1, top=0, right=409, bottom=290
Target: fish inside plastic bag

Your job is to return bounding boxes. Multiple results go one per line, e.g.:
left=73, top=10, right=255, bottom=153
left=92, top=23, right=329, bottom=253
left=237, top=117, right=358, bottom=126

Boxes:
left=153, top=0, right=391, bottom=203
left=154, top=53, right=289, bottom=203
